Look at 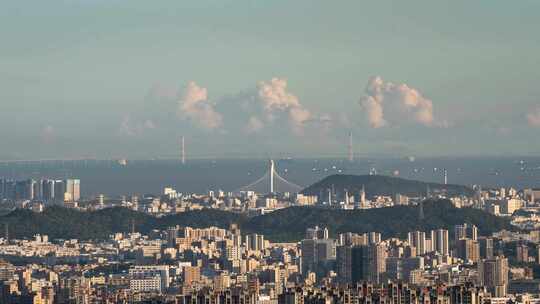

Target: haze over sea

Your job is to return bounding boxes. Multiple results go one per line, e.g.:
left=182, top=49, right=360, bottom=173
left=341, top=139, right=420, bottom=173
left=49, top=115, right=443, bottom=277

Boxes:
left=0, top=157, right=539, bottom=199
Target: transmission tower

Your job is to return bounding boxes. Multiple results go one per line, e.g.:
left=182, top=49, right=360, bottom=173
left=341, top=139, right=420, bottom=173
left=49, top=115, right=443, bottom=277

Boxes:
left=348, top=132, right=354, bottom=162
left=181, top=136, right=186, bottom=165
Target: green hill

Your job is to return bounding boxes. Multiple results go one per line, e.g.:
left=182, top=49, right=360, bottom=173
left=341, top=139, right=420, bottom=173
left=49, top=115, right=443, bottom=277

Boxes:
left=0, top=199, right=511, bottom=242
left=302, top=174, right=474, bottom=198
left=243, top=199, right=511, bottom=241
left=0, top=206, right=156, bottom=240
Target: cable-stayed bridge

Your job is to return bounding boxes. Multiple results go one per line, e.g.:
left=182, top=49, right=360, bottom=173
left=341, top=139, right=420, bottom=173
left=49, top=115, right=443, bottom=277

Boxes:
left=235, top=160, right=304, bottom=194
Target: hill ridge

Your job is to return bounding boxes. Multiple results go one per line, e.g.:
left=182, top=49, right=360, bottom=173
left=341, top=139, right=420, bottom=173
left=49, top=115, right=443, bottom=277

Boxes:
left=302, top=174, right=474, bottom=197
left=0, top=199, right=510, bottom=242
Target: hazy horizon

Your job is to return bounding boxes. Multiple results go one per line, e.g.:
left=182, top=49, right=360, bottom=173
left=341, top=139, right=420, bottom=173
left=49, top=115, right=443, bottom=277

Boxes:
left=2, top=0, right=540, bottom=159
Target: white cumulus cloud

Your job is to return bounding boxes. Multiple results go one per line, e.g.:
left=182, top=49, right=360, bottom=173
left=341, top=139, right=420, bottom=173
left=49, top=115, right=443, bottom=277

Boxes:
left=255, top=78, right=311, bottom=134
left=178, top=81, right=223, bottom=130
left=360, top=76, right=439, bottom=128
left=527, top=106, right=540, bottom=127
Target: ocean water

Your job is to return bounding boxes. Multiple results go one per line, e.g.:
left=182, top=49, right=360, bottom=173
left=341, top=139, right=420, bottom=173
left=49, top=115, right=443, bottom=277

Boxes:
left=0, top=157, right=539, bottom=198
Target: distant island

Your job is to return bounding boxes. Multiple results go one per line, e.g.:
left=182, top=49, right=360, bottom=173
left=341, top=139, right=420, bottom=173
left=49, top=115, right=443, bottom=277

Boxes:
left=302, top=174, right=474, bottom=198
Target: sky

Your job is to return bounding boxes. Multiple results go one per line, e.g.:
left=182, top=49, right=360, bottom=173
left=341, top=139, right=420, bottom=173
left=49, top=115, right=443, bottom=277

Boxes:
left=1, top=0, right=540, bottom=160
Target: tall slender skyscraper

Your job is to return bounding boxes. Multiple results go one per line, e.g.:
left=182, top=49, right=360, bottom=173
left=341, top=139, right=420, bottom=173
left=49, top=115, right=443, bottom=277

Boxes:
left=444, top=169, right=448, bottom=185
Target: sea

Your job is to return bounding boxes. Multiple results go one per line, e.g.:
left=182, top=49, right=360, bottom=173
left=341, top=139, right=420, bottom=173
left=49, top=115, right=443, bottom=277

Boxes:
left=0, top=157, right=539, bottom=199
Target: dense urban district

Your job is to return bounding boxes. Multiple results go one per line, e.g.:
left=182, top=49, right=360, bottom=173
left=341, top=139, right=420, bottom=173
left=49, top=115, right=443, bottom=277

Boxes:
left=1, top=170, right=540, bottom=304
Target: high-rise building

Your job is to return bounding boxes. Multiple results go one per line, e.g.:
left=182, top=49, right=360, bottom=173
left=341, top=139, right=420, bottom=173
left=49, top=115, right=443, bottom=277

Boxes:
left=408, top=231, right=426, bottom=256
left=430, top=229, right=449, bottom=256
left=3, top=180, right=16, bottom=200
left=27, top=179, right=36, bottom=200
left=301, top=238, right=336, bottom=275
left=350, top=245, right=370, bottom=284
left=479, top=256, right=508, bottom=297
left=54, top=180, right=66, bottom=203
left=64, top=179, right=80, bottom=202
left=386, top=257, right=424, bottom=283
left=14, top=179, right=35, bottom=201
left=456, top=239, right=480, bottom=263
left=42, top=179, right=55, bottom=202
left=479, top=237, right=494, bottom=259
left=305, top=226, right=329, bottom=240
left=166, top=226, right=179, bottom=248
left=244, top=234, right=265, bottom=251
left=356, top=186, right=366, bottom=208
left=336, top=245, right=352, bottom=283
left=33, top=179, right=42, bottom=200
left=350, top=244, right=386, bottom=284
left=516, top=243, right=529, bottom=263
left=367, top=232, right=381, bottom=245
left=454, top=223, right=478, bottom=241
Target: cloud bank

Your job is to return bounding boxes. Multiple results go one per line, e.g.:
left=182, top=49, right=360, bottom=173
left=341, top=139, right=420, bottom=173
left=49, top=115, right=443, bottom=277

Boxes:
left=359, top=76, right=438, bottom=128
left=527, top=106, right=540, bottom=127
left=178, top=81, right=223, bottom=130
left=249, top=78, right=312, bottom=134
left=131, top=76, right=451, bottom=143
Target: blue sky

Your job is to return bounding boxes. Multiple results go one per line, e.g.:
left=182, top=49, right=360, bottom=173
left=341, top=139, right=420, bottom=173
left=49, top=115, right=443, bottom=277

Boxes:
left=1, top=0, right=539, bottom=159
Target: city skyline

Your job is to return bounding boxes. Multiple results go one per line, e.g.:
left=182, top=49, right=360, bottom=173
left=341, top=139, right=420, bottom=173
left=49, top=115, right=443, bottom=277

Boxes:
left=1, top=1, right=540, bottom=159
left=3, top=2, right=540, bottom=303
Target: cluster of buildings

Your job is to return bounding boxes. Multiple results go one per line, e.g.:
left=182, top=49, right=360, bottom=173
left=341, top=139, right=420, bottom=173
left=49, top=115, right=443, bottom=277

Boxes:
left=3, top=171, right=540, bottom=303
left=2, top=219, right=540, bottom=303
left=0, top=178, right=80, bottom=204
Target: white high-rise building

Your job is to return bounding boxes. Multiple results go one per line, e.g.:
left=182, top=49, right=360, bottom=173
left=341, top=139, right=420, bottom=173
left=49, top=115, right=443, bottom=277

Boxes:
left=64, top=179, right=80, bottom=202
